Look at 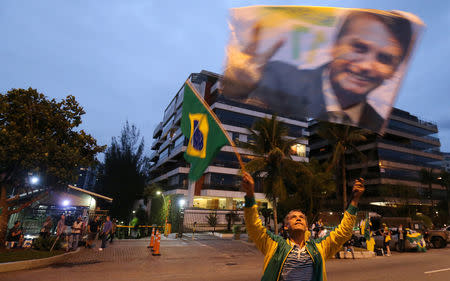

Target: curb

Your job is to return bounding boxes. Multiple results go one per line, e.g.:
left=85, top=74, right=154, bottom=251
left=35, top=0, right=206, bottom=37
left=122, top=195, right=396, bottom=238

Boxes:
left=336, top=250, right=376, bottom=259
left=0, top=248, right=81, bottom=273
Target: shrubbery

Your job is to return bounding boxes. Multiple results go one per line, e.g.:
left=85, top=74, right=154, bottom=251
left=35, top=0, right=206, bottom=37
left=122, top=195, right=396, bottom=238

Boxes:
left=33, top=236, right=61, bottom=251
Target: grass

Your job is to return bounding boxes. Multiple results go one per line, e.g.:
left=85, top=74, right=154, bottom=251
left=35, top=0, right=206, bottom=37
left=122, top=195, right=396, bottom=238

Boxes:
left=0, top=249, right=66, bottom=263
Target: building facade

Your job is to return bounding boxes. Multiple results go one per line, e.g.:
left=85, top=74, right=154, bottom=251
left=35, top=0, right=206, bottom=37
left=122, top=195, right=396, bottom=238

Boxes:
left=149, top=71, right=309, bottom=212
left=310, top=108, right=445, bottom=212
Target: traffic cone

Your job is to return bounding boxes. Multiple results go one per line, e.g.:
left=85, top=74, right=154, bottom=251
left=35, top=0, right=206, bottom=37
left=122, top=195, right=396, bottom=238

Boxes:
left=148, top=228, right=155, bottom=248
left=152, top=232, right=161, bottom=256
left=151, top=229, right=159, bottom=251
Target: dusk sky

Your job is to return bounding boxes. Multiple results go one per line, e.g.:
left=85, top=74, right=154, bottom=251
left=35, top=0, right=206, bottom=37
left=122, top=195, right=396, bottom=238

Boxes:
left=1, top=0, right=449, bottom=155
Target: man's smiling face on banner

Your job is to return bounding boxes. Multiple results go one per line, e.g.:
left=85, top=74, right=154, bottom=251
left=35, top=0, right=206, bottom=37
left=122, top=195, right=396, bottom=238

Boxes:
left=330, top=14, right=404, bottom=97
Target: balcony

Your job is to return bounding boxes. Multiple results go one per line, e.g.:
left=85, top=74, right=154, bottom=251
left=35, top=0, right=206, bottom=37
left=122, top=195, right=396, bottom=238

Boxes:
left=153, top=122, right=163, bottom=138
left=149, top=151, right=159, bottom=162
left=151, top=138, right=164, bottom=150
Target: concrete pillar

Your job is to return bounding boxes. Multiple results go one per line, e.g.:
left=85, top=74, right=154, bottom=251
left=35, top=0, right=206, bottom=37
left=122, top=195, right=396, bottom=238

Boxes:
left=187, top=180, right=196, bottom=208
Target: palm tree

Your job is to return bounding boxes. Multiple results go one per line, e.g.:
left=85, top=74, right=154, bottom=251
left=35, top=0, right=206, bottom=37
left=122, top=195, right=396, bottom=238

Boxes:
left=296, top=159, right=335, bottom=219
left=438, top=171, right=450, bottom=219
left=317, top=122, right=369, bottom=211
left=420, top=168, right=437, bottom=209
left=241, top=115, right=299, bottom=235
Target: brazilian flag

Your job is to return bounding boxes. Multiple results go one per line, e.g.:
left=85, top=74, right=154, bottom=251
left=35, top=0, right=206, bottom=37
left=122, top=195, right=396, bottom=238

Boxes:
left=181, top=82, right=230, bottom=181
left=406, top=231, right=427, bottom=252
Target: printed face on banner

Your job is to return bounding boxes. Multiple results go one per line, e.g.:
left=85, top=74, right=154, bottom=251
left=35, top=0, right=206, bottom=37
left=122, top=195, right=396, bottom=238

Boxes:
left=222, top=6, right=423, bottom=133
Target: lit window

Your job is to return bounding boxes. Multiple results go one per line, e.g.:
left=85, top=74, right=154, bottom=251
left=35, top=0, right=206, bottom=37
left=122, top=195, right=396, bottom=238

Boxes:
left=290, top=144, right=306, bottom=157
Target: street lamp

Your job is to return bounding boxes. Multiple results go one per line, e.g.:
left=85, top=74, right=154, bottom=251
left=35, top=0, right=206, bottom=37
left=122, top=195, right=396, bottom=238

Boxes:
left=132, top=210, right=136, bottom=214
left=30, top=176, right=39, bottom=185
left=156, top=191, right=162, bottom=196
left=62, top=199, right=70, bottom=207
left=179, top=199, right=186, bottom=208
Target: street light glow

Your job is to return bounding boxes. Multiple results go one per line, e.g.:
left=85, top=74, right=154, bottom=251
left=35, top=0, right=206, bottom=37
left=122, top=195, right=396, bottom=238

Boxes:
left=30, top=176, right=39, bottom=185
left=62, top=200, right=70, bottom=206
left=132, top=210, right=136, bottom=214
left=179, top=199, right=186, bottom=207
left=156, top=191, right=162, bottom=195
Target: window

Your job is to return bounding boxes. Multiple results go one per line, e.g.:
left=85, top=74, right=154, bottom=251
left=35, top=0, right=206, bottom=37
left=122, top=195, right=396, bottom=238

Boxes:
left=290, top=143, right=306, bottom=157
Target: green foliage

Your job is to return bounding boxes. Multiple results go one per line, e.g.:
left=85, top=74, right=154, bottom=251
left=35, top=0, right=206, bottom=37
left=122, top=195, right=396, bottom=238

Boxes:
left=95, top=121, right=149, bottom=223
left=0, top=88, right=104, bottom=248
left=0, top=88, right=104, bottom=187
left=135, top=207, right=148, bottom=226
left=232, top=224, right=241, bottom=234
left=206, top=212, right=218, bottom=233
left=317, top=122, right=369, bottom=210
left=242, top=115, right=300, bottom=234
left=33, top=236, right=61, bottom=251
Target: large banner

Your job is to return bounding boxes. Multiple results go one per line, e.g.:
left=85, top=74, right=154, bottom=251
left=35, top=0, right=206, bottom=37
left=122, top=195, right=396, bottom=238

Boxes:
left=222, top=6, right=424, bottom=133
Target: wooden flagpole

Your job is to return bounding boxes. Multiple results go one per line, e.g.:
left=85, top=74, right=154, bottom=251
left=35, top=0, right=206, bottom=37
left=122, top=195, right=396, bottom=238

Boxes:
left=185, top=79, right=246, bottom=172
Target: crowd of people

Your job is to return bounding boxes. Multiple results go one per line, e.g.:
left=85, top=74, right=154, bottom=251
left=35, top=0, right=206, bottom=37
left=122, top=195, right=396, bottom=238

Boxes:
left=6, top=214, right=117, bottom=251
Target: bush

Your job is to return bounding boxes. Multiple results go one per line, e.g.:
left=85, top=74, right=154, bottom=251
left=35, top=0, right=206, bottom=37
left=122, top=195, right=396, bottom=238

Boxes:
left=233, top=225, right=242, bottom=234
left=33, top=236, right=62, bottom=251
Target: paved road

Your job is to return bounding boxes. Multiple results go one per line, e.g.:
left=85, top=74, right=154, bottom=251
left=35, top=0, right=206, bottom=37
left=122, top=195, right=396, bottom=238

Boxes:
left=1, top=234, right=449, bottom=281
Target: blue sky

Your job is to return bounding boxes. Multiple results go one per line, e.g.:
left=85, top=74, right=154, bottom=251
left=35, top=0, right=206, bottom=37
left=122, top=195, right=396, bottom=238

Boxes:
left=1, top=0, right=449, bottom=153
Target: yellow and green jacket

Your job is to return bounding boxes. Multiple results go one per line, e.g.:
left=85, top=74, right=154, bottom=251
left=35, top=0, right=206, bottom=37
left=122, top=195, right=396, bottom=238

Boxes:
left=244, top=196, right=357, bottom=281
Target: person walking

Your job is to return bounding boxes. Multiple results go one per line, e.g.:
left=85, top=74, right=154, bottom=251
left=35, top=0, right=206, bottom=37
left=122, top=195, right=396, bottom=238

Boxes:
left=109, top=219, right=117, bottom=244
left=99, top=216, right=113, bottom=251
left=87, top=216, right=100, bottom=249
left=242, top=172, right=365, bottom=281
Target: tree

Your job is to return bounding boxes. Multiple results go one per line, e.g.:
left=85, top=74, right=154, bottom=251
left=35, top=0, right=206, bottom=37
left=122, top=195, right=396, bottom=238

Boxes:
left=420, top=168, right=437, bottom=202
left=296, top=159, right=335, bottom=220
left=95, top=121, right=149, bottom=223
left=317, top=122, right=369, bottom=211
left=242, top=115, right=299, bottom=235
left=0, top=88, right=104, bottom=248
left=438, top=171, right=450, bottom=223
left=206, top=212, right=218, bottom=233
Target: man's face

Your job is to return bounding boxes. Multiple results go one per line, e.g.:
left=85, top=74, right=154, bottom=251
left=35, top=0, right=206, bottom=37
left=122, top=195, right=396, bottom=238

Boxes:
left=15, top=222, right=20, bottom=228
left=330, top=15, right=403, bottom=96
left=61, top=215, right=65, bottom=220
left=286, top=211, right=307, bottom=232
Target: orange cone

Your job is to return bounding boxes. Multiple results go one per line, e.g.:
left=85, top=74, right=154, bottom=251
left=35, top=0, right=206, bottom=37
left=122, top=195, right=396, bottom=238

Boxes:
left=148, top=228, right=155, bottom=248
left=151, top=229, right=159, bottom=251
left=152, top=232, right=161, bottom=256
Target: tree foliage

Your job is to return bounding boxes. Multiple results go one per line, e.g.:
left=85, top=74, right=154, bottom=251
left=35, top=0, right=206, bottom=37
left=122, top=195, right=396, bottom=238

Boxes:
left=95, top=121, right=149, bottom=223
left=317, top=122, right=369, bottom=211
left=0, top=88, right=104, bottom=248
left=242, top=115, right=300, bottom=235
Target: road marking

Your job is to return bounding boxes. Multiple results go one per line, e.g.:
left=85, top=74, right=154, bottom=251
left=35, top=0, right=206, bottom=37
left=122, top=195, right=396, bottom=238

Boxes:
left=424, top=268, right=450, bottom=274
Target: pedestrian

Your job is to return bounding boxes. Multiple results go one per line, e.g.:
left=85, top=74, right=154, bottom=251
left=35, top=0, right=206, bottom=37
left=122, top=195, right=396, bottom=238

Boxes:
left=242, top=172, right=365, bottom=280
left=86, top=216, right=100, bottom=249
left=56, top=214, right=66, bottom=236
left=109, top=219, right=117, bottom=244
left=6, top=221, right=23, bottom=248
left=382, top=224, right=392, bottom=256
left=343, top=235, right=356, bottom=259
left=71, top=216, right=83, bottom=251
left=40, top=216, right=53, bottom=238
left=398, top=224, right=406, bottom=252
left=99, top=216, right=113, bottom=251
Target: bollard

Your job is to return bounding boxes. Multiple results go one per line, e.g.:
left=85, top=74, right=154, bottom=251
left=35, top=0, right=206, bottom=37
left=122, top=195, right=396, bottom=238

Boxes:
left=148, top=227, right=155, bottom=248
left=152, top=232, right=161, bottom=256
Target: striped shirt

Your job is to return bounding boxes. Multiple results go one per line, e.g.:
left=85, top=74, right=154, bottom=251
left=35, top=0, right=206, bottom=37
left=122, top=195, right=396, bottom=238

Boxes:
left=281, top=244, right=313, bottom=281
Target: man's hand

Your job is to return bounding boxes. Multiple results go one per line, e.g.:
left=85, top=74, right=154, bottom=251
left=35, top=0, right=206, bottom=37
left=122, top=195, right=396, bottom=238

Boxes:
left=223, top=23, right=285, bottom=99
left=350, top=178, right=365, bottom=207
left=242, top=172, right=255, bottom=198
